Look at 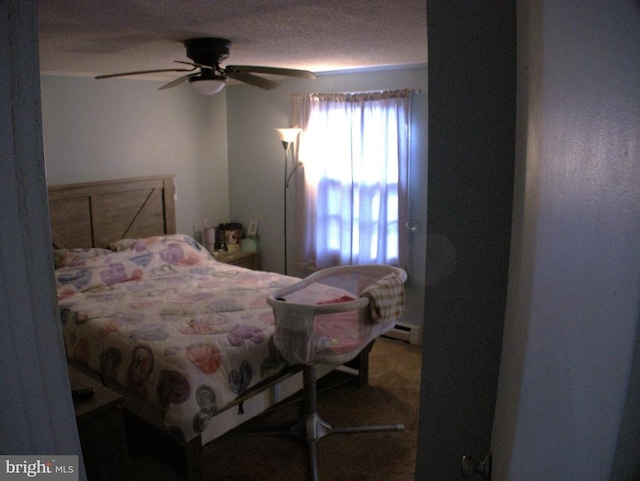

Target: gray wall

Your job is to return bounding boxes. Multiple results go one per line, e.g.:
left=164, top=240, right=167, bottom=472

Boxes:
left=40, top=75, right=230, bottom=238
left=492, top=1, right=640, bottom=480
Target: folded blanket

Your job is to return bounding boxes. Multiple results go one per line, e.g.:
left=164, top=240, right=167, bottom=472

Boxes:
left=360, top=273, right=405, bottom=323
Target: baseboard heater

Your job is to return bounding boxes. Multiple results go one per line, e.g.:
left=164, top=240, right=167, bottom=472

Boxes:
left=384, top=322, right=422, bottom=346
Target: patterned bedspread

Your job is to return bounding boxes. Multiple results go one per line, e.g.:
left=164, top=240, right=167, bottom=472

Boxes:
left=55, top=235, right=298, bottom=442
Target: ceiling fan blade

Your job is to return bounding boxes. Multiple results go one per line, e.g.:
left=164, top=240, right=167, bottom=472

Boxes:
left=158, top=73, right=194, bottom=90
left=174, top=60, right=213, bottom=70
left=95, top=66, right=196, bottom=80
left=225, top=69, right=280, bottom=90
left=226, top=65, right=316, bottom=79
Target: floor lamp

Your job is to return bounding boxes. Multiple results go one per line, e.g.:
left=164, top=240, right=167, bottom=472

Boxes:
left=275, top=127, right=301, bottom=275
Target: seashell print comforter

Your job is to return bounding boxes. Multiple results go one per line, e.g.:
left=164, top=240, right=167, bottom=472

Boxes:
left=55, top=234, right=299, bottom=442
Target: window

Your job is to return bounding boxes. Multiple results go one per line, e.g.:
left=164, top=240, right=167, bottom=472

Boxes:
left=292, top=90, right=413, bottom=271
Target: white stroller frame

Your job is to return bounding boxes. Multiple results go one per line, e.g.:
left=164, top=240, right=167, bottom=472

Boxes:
left=266, top=264, right=407, bottom=481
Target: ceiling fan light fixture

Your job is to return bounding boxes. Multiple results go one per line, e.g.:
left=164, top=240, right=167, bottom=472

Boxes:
left=189, top=76, right=226, bottom=95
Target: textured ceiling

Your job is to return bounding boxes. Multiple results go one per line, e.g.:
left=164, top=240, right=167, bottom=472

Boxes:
left=38, top=0, right=428, bottom=81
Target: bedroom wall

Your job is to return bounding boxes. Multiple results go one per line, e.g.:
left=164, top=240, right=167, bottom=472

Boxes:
left=38, top=67, right=428, bottom=327
left=40, top=75, right=230, bottom=238
left=491, top=1, right=640, bottom=479
left=225, top=66, right=428, bottom=326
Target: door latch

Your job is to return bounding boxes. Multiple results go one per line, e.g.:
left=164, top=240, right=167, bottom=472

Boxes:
left=405, top=221, right=420, bottom=232
left=461, top=453, right=492, bottom=480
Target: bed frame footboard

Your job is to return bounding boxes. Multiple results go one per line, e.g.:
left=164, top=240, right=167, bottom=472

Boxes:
left=71, top=339, right=374, bottom=481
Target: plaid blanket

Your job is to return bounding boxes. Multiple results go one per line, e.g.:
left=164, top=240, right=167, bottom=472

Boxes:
left=361, top=273, right=405, bottom=323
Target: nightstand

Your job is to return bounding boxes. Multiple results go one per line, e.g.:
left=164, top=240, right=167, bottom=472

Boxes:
left=69, top=366, right=130, bottom=481
left=213, top=250, right=260, bottom=270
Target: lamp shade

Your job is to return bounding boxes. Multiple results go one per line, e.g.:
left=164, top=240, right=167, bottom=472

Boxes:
left=189, top=78, right=226, bottom=95
left=275, top=128, right=301, bottom=143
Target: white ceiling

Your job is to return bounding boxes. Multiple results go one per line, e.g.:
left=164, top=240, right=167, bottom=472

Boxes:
left=38, top=0, right=428, bottom=81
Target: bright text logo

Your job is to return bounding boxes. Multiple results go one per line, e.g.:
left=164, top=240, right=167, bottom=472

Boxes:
left=0, top=457, right=77, bottom=481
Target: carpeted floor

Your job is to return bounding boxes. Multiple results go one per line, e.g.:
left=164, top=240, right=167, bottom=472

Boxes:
left=128, top=337, right=422, bottom=481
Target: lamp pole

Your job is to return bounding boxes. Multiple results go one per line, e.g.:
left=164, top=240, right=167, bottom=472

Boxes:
left=283, top=142, right=291, bottom=275
left=275, top=128, right=301, bottom=275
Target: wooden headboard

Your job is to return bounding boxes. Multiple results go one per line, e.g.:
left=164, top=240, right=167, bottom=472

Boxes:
left=48, top=175, right=177, bottom=249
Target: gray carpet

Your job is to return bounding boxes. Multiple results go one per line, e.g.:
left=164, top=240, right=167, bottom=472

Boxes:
left=128, top=337, right=422, bottom=481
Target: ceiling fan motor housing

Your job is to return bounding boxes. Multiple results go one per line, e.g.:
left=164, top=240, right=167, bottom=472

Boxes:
left=189, top=68, right=227, bottom=84
left=184, top=38, right=231, bottom=67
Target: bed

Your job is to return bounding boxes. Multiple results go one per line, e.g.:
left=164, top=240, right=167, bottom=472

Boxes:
left=48, top=175, right=375, bottom=480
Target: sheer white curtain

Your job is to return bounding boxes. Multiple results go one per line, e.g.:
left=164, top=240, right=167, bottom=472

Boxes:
left=292, top=90, right=412, bottom=271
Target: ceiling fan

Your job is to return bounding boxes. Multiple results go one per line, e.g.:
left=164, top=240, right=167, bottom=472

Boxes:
left=95, top=37, right=316, bottom=95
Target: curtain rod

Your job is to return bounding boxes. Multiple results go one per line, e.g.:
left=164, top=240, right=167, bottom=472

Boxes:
left=293, top=89, right=420, bottom=100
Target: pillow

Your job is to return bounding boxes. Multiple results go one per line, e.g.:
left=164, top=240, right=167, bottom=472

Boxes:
left=53, top=248, right=112, bottom=269
left=109, top=235, right=211, bottom=266
left=108, top=238, right=142, bottom=251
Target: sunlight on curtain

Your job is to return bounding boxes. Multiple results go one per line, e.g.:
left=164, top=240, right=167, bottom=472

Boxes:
left=292, top=90, right=413, bottom=271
